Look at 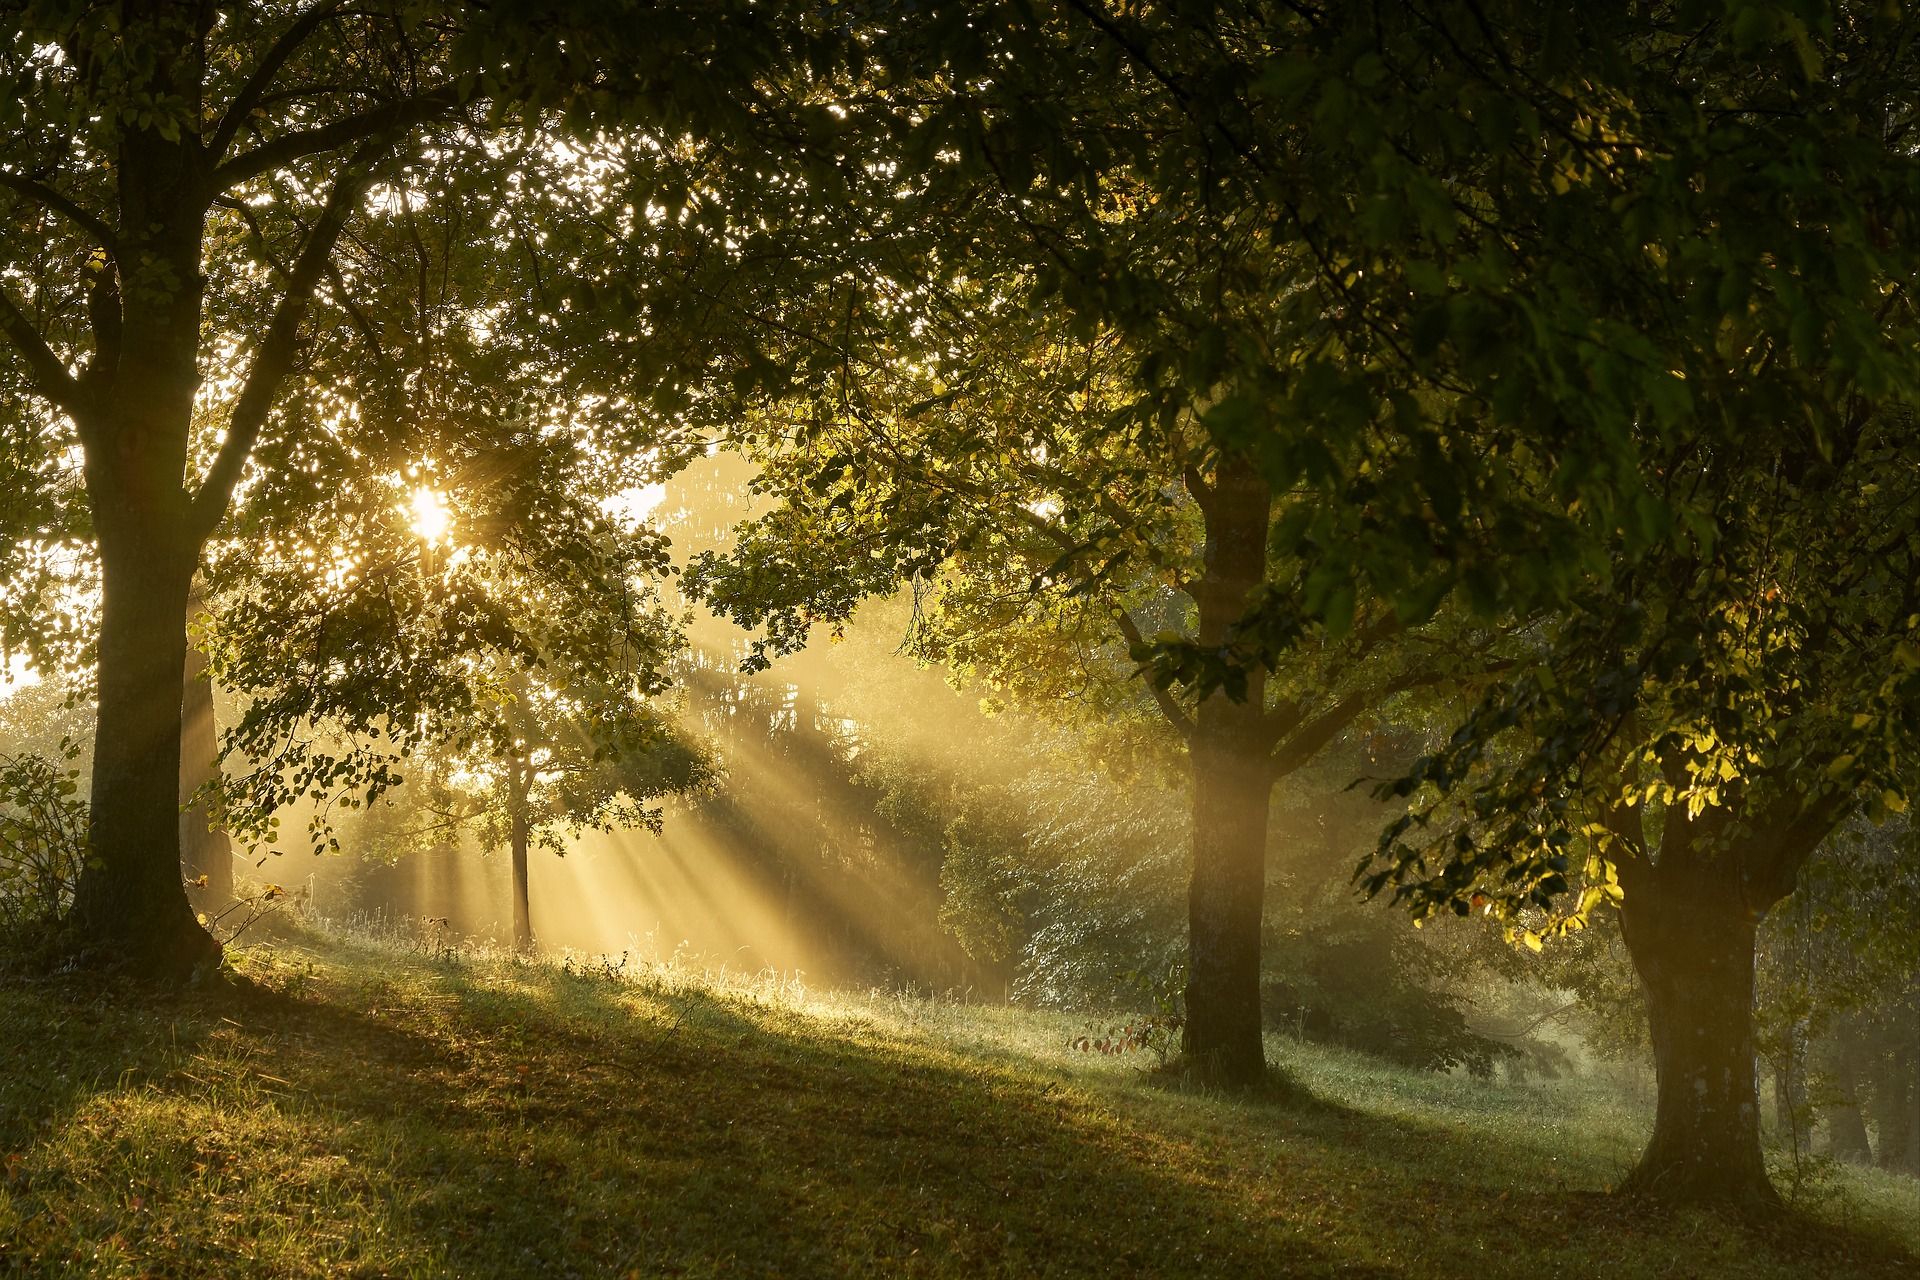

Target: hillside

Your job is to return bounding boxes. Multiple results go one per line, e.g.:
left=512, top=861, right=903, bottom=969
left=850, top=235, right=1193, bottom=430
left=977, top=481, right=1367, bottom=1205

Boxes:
left=1, top=931, right=1915, bottom=1279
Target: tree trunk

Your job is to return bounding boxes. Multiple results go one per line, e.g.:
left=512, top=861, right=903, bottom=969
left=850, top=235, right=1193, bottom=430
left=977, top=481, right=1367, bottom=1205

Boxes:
left=1821, top=1016, right=1875, bottom=1165
left=1183, top=711, right=1272, bottom=1084
left=1179, top=455, right=1273, bottom=1086
left=68, top=536, right=221, bottom=979
left=1874, top=1041, right=1916, bottom=1174
left=62, top=13, right=219, bottom=979
left=1910, top=1041, right=1920, bottom=1177
left=179, top=618, right=233, bottom=912
left=1770, top=1019, right=1809, bottom=1156
left=1617, top=871, right=1777, bottom=1206
left=1905, top=981, right=1920, bottom=1177
left=509, top=756, right=534, bottom=951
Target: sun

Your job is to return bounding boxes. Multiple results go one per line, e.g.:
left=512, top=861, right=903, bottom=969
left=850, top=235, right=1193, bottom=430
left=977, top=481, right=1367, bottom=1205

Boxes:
left=409, top=487, right=453, bottom=546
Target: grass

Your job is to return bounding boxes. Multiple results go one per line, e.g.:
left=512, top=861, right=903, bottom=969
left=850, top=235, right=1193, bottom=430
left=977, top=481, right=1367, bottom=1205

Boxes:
left=0, top=926, right=1914, bottom=1278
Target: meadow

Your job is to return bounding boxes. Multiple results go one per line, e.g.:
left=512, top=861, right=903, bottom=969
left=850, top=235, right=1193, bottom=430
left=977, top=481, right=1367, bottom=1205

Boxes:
left=1, top=924, right=1913, bottom=1279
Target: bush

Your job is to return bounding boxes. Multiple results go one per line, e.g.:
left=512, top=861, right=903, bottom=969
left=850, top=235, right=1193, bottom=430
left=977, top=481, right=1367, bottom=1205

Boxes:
left=0, top=752, right=89, bottom=936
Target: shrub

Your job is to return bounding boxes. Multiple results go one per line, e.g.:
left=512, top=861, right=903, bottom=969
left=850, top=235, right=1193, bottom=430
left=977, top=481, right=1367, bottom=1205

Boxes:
left=0, top=752, right=89, bottom=937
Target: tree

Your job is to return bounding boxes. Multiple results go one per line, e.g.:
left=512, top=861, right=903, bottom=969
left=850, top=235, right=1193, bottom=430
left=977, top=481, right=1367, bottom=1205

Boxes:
left=871, top=0, right=1920, bottom=1202
left=1247, top=3, right=1920, bottom=1205
left=0, top=0, right=849, bottom=976
left=1362, top=410, right=1920, bottom=1207
left=373, top=661, right=701, bottom=952
left=193, top=385, right=704, bottom=950
left=756, top=0, right=1920, bottom=1191
left=691, top=302, right=1508, bottom=1082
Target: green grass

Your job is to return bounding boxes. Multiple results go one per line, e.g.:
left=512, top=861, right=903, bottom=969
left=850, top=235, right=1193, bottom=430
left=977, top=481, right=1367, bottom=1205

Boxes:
left=1, top=929, right=1914, bottom=1278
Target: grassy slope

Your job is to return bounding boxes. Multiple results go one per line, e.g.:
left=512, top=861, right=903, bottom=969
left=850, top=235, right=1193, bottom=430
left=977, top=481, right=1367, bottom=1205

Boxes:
left=0, top=933, right=1914, bottom=1279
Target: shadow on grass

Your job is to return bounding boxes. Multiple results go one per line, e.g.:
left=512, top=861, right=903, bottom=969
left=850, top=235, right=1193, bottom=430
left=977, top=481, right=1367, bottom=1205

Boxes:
left=3, top=946, right=1915, bottom=1280
left=1126, top=1046, right=1920, bottom=1280
left=2, top=952, right=1394, bottom=1278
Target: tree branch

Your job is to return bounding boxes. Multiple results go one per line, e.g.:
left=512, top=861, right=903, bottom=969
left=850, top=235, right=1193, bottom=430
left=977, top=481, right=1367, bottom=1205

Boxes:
left=323, top=254, right=388, bottom=364
left=1182, top=463, right=1214, bottom=515
left=1477, top=1000, right=1583, bottom=1040
left=0, top=172, right=117, bottom=252
left=220, top=190, right=388, bottom=365
left=1269, top=661, right=1487, bottom=779
left=1743, top=787, right=1853, bottom=912
left=189, top=148, right=381, bottom=538
left=1114, top=606, right=1195, bottom=740
left=207, top=0, right=352, bottom=161
left=0, top=285, right=90, bottom=422
left=79, top=263, right=122, bottom=403
left=213, top=87, right=460, bottom=190
left=1269, top=688, right=1373, bottom=779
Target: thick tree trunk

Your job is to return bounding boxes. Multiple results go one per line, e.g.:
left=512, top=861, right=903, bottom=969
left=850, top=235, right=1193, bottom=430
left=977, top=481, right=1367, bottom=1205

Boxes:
left=1617, top=875, right=1777, bottom=1206
left=1180, top=456, right=1273, bottom=1085
left=1820, top=1017, right=1874, bottom=1165
left=62, top=11, right=220, bottom=978
left=508, top=757, right=534, bottom=951
left=68, top=537, right=221, bottom=979
left=179, top=623, right=233, bottom=911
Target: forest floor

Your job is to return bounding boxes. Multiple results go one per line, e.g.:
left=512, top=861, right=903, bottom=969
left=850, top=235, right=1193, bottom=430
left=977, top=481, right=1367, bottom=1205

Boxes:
left=1, top=926, right=1916, bottom=1279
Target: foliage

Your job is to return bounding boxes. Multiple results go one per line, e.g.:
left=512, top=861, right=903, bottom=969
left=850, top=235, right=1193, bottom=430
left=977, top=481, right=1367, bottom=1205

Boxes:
left=0, top=0, right=907, bottom=968
left=0, top=385, right=90, bottom=684
left=404, top=657, right=705, bottom=870
left=688, top=280, right=1498, bottom=775
left=1263, top=908, right=1515, bottom=1080
left=1069, top=1011, right=1183, bottom=1065
left=1365, top=414, right=1920, bottom=939
left=845, top=1, right=1920, bottom=681
left=1754, top=817, right=1920, bottom=1171
left=1766, top=819, right=1920, bottom=1018
left=849, top=701, right=1520, bottom=1073
left=205, top=469, right=702, bottom=861
left=0, top=675, right=92, bottom=780
left=710, top=2, right=1920, bottom=969
left=0, top=751, right=86, bottom=937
